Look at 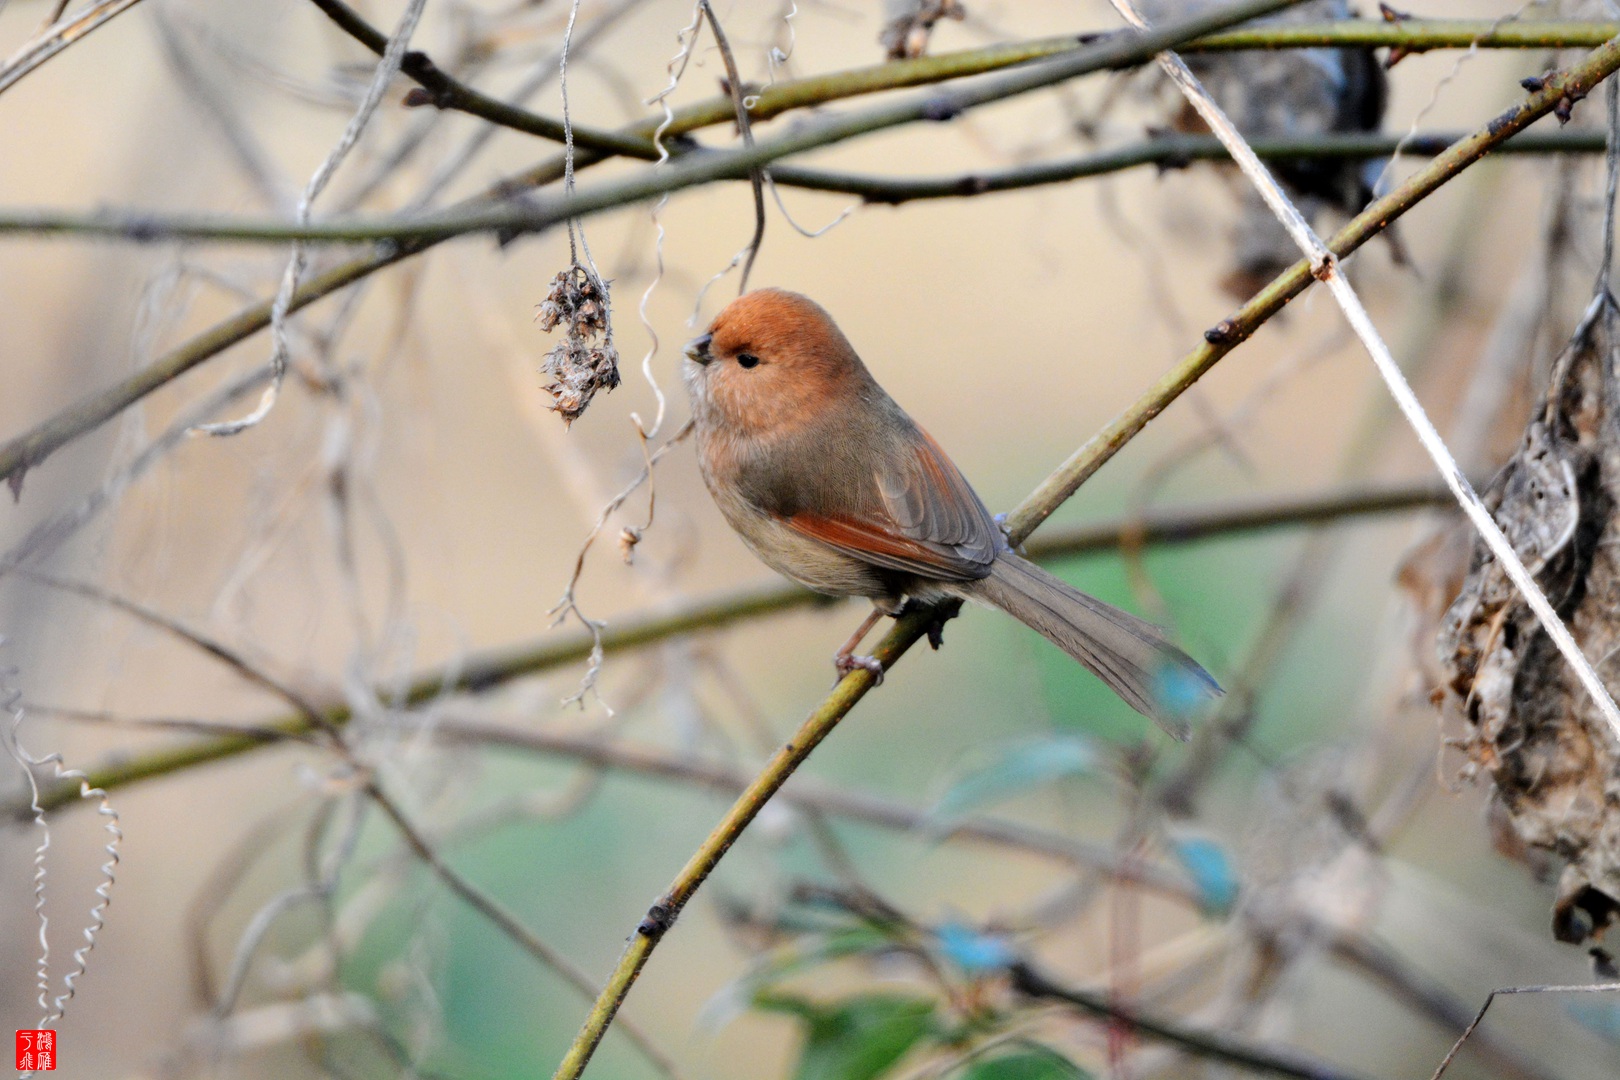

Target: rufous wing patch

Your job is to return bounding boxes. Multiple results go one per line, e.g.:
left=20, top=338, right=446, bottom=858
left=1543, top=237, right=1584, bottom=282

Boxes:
left=783, top=511, right=979, bottom=580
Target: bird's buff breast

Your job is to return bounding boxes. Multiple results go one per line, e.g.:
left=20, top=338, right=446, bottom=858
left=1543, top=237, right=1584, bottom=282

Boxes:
left=708, top=479, right=890, bottom=598
left=697, top=437, right=891, bottom=600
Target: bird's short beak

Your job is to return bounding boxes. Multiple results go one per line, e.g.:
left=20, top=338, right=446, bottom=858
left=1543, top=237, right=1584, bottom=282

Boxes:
left=683, top=333, right=714, bottom=365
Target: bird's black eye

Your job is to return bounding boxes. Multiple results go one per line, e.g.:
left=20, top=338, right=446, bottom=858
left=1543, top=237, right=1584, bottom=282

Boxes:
left=736, top=352, right=760, bottom=369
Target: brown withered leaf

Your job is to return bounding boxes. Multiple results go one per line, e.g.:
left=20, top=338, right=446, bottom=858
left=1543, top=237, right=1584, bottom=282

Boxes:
left=1433, top=304, right=1620, bottom=945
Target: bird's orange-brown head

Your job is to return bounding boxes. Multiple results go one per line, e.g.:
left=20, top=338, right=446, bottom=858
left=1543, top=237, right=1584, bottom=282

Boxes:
left=684, top=288, right=872, bottom=440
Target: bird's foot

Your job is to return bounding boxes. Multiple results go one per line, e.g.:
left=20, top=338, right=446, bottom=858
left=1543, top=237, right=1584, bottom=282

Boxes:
left=897, top=597, right=960, bottom=651
left=834, top=652, right=885, bottom=685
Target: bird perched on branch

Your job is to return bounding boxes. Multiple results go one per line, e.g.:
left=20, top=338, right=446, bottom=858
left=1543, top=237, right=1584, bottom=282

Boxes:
left=682, top=289, right=1220, bottom=738
left=1139, top=0, right=1390, bottom=295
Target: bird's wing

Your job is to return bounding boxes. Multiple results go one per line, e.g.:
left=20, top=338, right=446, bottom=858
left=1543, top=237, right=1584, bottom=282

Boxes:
left=783, top=427, right=1000, bottom=582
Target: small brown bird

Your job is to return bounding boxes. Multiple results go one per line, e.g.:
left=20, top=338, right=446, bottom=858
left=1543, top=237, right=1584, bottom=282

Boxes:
left=683, top=289, right=1219, bottom=738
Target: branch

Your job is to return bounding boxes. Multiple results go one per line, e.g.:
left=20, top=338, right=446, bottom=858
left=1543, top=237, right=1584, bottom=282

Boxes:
left=0, top=0, right=147, bottom=97
left=8, top=479, right=1457, bottom=818
left=777, top=129, right=1609, bottom=204
left=1007, top=961, right=1370, bottom=1080
left=2, top=129, right=1607, bottom=246
left=305, top=0, right=645, bottom=157
left=1188, top=18, right=1620, bottom=52
left=548, top=32, right=1620, bottom=1080
left=301, top=5, right=1620, bottom=163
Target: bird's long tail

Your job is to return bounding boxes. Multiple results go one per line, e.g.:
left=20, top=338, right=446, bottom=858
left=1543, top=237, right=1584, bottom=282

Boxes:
left=964, top=554, right=1220, bottom=739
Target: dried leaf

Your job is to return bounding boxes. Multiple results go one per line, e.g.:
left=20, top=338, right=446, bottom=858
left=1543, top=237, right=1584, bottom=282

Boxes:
left=1434, top=308, right=1620, bottom=944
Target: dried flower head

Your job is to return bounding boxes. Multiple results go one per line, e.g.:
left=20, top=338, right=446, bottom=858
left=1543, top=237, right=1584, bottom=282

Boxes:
left=537, top=265, right=621, bottom=425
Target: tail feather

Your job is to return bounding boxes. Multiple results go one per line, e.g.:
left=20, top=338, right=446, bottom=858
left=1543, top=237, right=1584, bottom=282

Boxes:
left=964, top=554, right=1220, bottom=739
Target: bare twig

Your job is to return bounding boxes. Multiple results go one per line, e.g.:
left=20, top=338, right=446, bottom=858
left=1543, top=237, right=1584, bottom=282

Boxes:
left=0, top=0, right=1376, bottom=492
left=1008, top=961, right=1370, bottom=1080
left=1429, top=982, right=1620, bottom=1080
left=306, top=0, right=646, bottom=157
left=194, top=0, right=427, bottom=437
left=0, top=0, right=147, bottom=97
left=699, top=0, right=767, bottom=295
left=0, top=129, right=1610, bottom=248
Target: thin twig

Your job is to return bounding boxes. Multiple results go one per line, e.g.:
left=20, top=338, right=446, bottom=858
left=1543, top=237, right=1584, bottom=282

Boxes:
left=1429, top=982, right=1620, bottom=1080
left=0, top=0, right=1364, bottom=492
left=194, top=0, right=427, bottom=437
left=0, top=0, right=147, bottom=97
left=306, top=0, right=647, bottom=157
left=698, top=0, right=767, bottom=295
left=1008, top=962, right=1370, bottom=1080
left=7, top=130, right=1604, bottom=247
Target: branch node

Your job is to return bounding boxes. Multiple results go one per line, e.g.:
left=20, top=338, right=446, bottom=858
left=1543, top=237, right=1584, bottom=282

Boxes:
left=1202, top=318, right=1241, bottom=345
left=921, top=95, right=962, bottom=122
left=636, top=897, right=676, bottom=938
left=1556, top=90, right=1588, bottom=126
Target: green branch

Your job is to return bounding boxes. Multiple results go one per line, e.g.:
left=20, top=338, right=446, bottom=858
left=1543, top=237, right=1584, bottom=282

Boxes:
left=311, top=0, right=1620, bottom=165
left=1188, top=18, right=1619, bottom=52
left=9, top=479, right=1457, bottom=819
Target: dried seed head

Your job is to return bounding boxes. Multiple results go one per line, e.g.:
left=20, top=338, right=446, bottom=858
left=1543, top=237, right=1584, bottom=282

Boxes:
left=535, top=265, right=621, bottom=425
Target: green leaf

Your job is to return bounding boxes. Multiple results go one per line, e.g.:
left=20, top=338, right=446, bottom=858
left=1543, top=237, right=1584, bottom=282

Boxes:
left=700, top=926, right=897, bottom=1031
left=757, top=993, right=937, bottom=1080
left=931, top=736, right=1101, bottom=822
left=957, top=1046, right=1091, bottom=1080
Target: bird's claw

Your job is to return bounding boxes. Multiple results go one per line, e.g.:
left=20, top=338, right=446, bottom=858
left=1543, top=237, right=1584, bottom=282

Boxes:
left=835, top=653, right=885, bottom=685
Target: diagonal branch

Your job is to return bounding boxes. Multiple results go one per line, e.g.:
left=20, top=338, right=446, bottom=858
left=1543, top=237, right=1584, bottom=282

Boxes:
left=0, top=0, right=148, bottom=97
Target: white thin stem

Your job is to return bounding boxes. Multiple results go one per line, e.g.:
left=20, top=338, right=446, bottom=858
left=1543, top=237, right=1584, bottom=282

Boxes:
left=1112, top=0, right=1620, bottom=742
left=633, top=1, right=706, bottom=441
left=195, top=0, right=428, bottom=437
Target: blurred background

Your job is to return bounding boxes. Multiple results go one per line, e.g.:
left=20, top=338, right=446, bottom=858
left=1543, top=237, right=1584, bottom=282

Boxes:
left=2, top=0, right=1619, bottom=1077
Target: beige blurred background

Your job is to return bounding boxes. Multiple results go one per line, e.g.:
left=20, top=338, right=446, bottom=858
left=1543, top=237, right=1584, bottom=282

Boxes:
left=1, top=0, right=1617, bottom=1077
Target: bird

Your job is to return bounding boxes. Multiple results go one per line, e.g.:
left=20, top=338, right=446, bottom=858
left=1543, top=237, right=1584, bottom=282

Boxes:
left=681, top=288, right=1220, bottom=738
